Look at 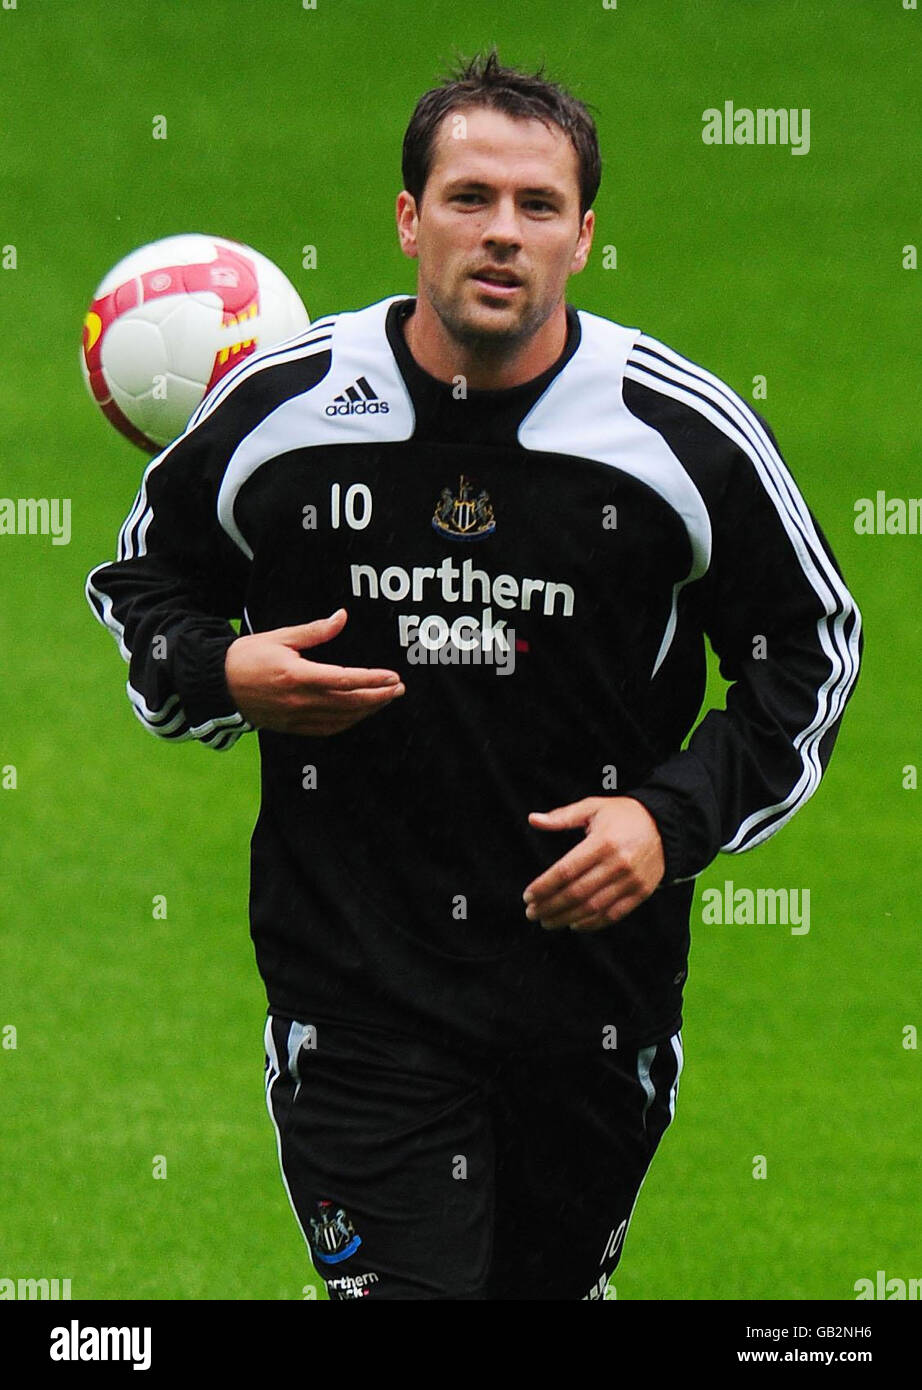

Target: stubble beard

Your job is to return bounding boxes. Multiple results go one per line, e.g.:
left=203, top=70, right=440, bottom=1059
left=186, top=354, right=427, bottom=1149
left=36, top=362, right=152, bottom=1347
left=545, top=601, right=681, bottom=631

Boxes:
left=425, top=272, right=556, bottom=362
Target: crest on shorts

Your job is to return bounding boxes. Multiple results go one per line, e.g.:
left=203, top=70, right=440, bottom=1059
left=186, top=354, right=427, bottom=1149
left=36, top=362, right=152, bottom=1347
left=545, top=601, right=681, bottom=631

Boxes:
left=308, top=1200, right=363, bottom=1264
left=432, top=475, right=496, bottom=541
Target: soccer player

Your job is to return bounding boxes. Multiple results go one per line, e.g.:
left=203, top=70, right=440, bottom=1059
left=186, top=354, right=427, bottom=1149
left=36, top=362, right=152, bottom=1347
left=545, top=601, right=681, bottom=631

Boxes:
left=86, top=51, right=862, bottom=1300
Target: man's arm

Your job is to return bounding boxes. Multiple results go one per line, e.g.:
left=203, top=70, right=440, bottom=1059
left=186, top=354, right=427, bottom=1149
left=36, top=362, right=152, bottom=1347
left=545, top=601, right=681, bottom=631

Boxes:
left=628, top=435, right=863, bottom=886
left=524, top=406, right=862, bottom=928
left=87, top=370, right=404, bottom=744
left=86, top=429, right=255, bottom=749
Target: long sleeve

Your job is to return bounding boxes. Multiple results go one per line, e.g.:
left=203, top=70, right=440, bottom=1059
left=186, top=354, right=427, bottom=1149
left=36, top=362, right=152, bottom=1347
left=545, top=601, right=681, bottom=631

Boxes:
left=627, top=391, right=863, bottom=884
left=86, top=416, right=253, bottom=749
left=86, top=323, right=334, bottom=748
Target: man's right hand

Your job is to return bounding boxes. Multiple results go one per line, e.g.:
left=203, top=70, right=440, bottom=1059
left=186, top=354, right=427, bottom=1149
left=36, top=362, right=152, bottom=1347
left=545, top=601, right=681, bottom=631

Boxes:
left=224, top=608, right=405, bottom=736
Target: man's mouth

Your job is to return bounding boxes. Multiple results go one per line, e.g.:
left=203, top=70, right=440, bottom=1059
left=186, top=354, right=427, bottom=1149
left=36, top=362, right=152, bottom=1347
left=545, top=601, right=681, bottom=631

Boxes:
left=470, top=268, right=524, bottom=296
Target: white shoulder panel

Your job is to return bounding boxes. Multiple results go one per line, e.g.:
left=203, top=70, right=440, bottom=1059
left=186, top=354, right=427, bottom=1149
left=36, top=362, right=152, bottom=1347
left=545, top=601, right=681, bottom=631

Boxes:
left=218, top=296, right=416, bottom=558
left=518, top=309, right=712, bottom=676
left=519, top=309, right=711, bottom=585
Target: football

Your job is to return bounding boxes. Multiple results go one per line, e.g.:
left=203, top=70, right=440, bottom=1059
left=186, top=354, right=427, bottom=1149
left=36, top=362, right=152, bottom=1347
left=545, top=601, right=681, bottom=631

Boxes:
left=80, top=234, right=310, bottom=452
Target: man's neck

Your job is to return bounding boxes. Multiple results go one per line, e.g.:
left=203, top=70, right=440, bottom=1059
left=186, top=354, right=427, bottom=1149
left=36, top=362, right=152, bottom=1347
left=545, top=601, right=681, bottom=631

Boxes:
left=401, top=295, right=569, bottom=391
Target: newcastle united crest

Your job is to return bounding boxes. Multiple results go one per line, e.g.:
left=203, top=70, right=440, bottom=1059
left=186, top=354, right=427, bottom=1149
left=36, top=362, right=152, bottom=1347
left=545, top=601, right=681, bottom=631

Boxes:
left=308, top=1200, right=363, bottom=1265
left=432, top=475, right=496, bottom=541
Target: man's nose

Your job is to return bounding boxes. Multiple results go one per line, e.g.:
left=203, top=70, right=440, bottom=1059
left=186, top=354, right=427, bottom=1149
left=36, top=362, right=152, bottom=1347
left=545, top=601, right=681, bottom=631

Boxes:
left=482, top=196, right=522, bottom=248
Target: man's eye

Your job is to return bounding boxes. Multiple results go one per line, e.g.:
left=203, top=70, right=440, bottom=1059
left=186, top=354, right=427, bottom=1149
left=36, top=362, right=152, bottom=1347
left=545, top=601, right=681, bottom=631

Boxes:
left=524, top=200, right=554, bottom=213
left=452, top=193, right=483, bottom=204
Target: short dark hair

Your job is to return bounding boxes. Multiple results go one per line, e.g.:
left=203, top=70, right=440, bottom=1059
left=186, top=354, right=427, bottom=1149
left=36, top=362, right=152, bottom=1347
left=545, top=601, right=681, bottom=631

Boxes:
left=401, top=49, right=602, bottom=219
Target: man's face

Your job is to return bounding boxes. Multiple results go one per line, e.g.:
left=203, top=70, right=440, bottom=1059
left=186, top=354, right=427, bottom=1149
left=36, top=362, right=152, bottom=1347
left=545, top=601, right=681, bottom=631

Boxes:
left=397, top=106, right=594, bottom=351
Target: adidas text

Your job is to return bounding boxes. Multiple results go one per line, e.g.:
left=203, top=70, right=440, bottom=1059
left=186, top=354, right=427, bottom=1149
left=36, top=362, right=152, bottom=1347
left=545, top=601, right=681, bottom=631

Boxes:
left=325, top=399, right=390, bottom=417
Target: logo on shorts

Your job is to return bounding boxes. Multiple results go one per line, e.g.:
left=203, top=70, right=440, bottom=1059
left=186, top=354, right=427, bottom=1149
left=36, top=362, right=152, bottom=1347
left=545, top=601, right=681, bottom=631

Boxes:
left=583, top=1272, right=618, bottom=1301
left=309, top=1201, right=363, bottom=1265
left=432, top=476, right=496, bottom=541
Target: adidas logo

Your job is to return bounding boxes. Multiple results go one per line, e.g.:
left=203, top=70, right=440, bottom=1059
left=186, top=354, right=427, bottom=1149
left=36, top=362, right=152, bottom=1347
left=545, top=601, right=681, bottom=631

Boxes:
left=325, top=376, right=390, bottom=417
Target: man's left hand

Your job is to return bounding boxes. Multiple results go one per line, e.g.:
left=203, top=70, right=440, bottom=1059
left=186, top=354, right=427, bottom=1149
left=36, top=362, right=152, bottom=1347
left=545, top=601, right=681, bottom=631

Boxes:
left=523, top=797, right=665, bottom=931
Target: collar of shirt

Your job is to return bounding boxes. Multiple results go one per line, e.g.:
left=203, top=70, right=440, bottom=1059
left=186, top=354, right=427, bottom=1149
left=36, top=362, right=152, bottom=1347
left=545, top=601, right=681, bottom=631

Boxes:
left=385, top=297, right=582, bottom=446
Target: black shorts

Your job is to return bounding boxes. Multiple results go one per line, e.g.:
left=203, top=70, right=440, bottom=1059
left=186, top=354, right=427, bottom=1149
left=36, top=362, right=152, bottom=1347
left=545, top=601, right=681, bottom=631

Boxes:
left=264, top=1015, right=683, bottom=1301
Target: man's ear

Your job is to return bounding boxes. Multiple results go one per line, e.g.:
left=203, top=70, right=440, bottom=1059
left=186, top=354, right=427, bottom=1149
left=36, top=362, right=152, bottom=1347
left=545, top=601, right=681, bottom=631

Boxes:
left=396, top=190, right=420, bottom=259
left=570, top=209, right=595, bottom=275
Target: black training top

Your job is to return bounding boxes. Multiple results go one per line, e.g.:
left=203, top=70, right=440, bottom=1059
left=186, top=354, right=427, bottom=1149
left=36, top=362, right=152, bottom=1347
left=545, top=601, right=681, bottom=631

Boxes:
left=87, top=295, right=862, bottom=1055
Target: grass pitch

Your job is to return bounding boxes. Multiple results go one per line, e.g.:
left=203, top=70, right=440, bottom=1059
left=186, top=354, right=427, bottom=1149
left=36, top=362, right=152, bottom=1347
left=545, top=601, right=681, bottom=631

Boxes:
left=0, top=0, right=918, bottom=1301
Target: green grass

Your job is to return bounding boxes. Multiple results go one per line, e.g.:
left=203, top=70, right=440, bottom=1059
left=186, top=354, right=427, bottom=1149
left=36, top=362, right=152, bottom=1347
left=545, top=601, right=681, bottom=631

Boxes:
left=0, top=0, right=918, bottom=1300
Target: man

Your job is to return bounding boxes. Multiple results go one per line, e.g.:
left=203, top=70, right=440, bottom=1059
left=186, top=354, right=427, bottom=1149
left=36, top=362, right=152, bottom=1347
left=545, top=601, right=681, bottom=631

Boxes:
left=86, top=51, right=862, bottom=1300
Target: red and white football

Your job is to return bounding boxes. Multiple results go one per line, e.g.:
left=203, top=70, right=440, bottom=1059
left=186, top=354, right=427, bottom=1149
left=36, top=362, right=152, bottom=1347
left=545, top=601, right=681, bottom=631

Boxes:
left=81, top=234, right=310, bottom=451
